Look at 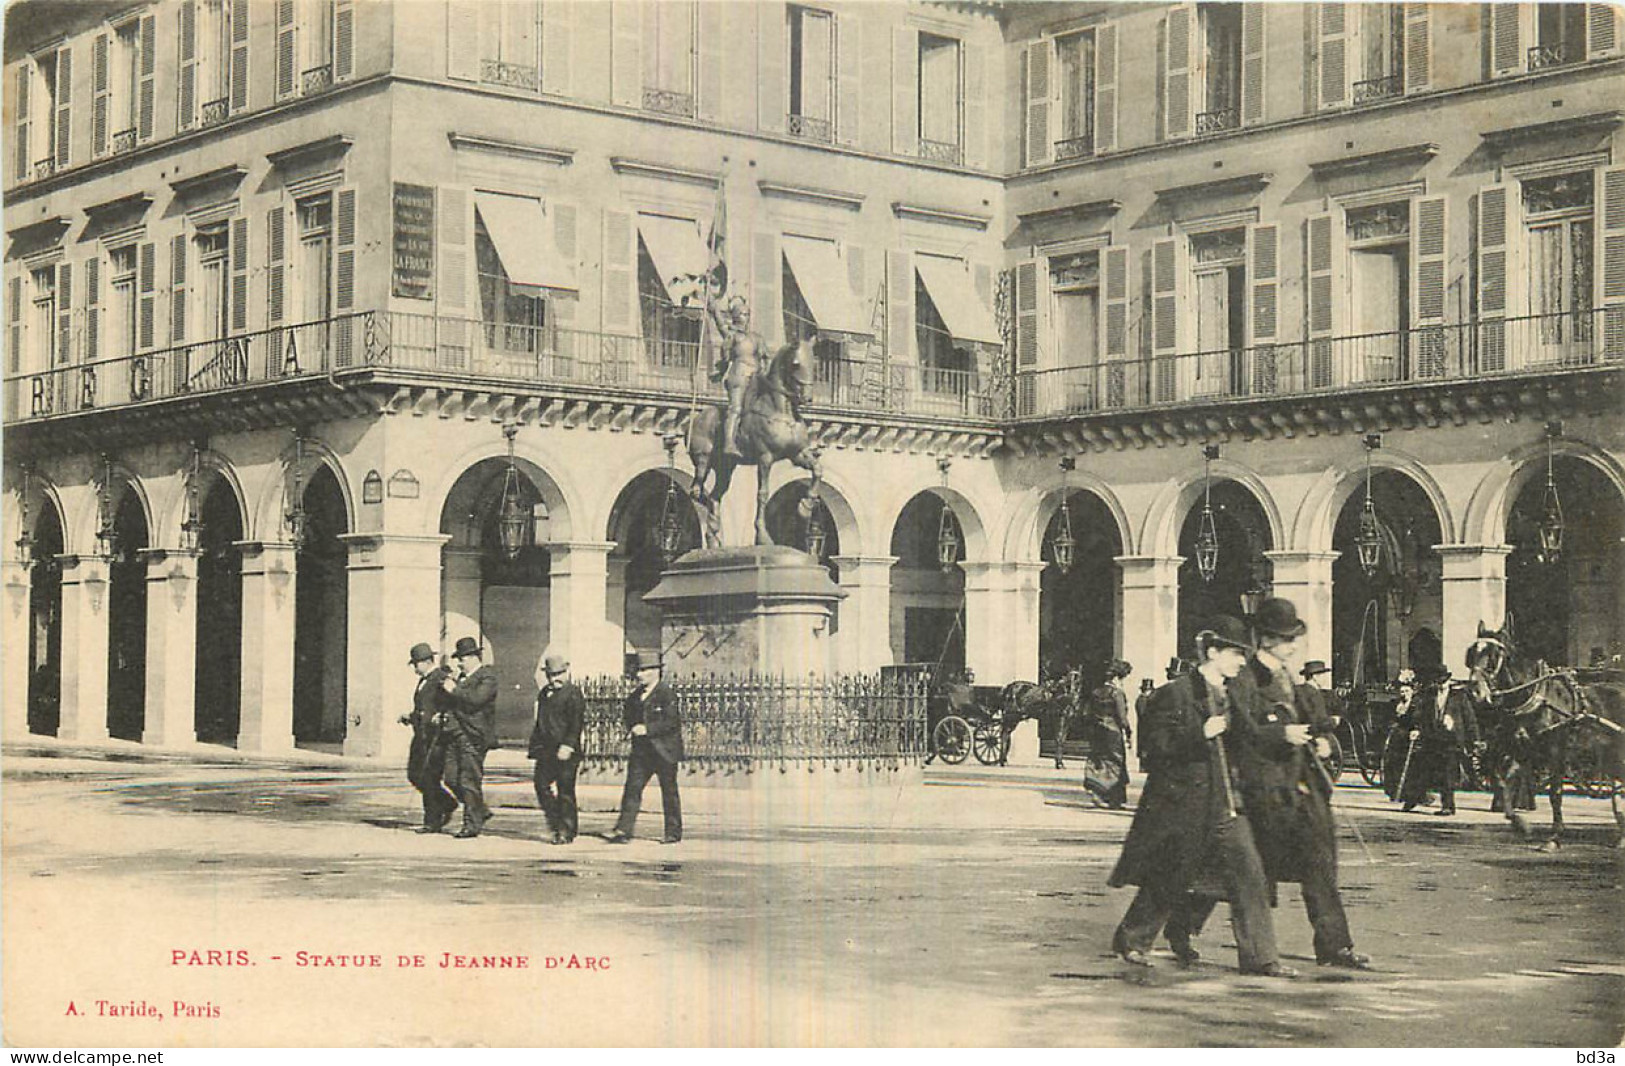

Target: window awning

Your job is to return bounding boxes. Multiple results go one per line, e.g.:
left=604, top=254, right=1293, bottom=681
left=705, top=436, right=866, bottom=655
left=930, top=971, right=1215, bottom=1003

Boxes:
left=637, top=213, right=710, bottom=305
left=782, top=235, right=872, bottom=340
left=474, top=192, right=577, bottom=297
left=915, top=255, right=1000, bottom=347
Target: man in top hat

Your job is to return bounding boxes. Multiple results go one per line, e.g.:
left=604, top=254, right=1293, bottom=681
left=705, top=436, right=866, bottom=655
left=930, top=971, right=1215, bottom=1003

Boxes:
left=1395, top=661, right=1477, bottom=816
left=1229, top=597, right=1370, bottom=970
left=1109, top=616, right=1292, bottom=977
left=603, top=651, right=684, bottom=844
left=401, top=643, right=458, bottom=833
left=441, top=637, right=499, bottom=839
left=529, top=650, right=586, bottom=844
left=1088, top=659, right=1135, bottom=808
left=1166, top=657, right=1192, bottom=681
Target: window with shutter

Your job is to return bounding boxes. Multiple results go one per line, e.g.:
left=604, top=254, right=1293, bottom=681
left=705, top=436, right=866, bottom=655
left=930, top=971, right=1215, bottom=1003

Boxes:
left=229, top=0, right=250, bottom=113
left=542, top=0, right=574, bottom=96
left=1054, top=32, right=1093, bottom=161
left=85, top=255, right=101, bottom=364
left=1240, top=4, right=1265, bottom=125
left=137, top=15, right=155, bottom=142
left=1247, top=224, right=1279, bottom=392
left=1409, top=196, right=1450, bottom=376
left=276, top=0, right=298, bottom=99
left=1023, top=39, right=1054, bottom=167
left=891, top=27, right=919, bottom=157
left=56, top=263, right=73, bottom=367
left=1487, top=3, right=1528, bottom=76
left=138, top=243, right=156, bottom=351
left=1476, top=184, right=1513, bottom=371
left=753, top=231, right=781, bottom=349
left=171, top=233, right=188, bottom=343
left=1306, top=210, right=1345, bottom=386
left=886, top=250, right=913, bottom=362
left=787, top=6, right=835, bottom=141
left=1589, top=3, right=1622, bottom=58
left=231, top=216, right=249, bottom=335
left=14, top=64, right=31, bottom=183
left=179, top=1, right=198, bottom=130
left=1316, top=2, right=1350, bottom=109
left=601, top=209, right=633, bottom=337
left=1599, top=165, right=1625, bottom=360
left=1402, top=3, right=1430, bottom=93
left=8, top=276, right=23, bottom=376
left=1094, top=24, right=1117, bottom=155
left=836, top=12, right=860, bottom=146
left=1163, top=5, right=1195, bottom=139
left=92, top=34, right=111, bottom=156
left=333, top=189, right=356, bottom=366
left=1150, top=236, right=1187, bottom=401
left=610, top=1, right=641, bottom=107
left=52, top=45, right=71, bottom=169
left=1100, top=245, right=1130, bottom=406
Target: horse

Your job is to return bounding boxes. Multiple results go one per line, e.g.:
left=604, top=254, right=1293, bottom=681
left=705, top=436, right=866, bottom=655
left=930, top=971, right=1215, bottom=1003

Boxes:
left=1000, top=668, right=1085, bottom=769
left=1465, top=624, right=1625, bottom=850
left=688, top=337, right=823, bottom=548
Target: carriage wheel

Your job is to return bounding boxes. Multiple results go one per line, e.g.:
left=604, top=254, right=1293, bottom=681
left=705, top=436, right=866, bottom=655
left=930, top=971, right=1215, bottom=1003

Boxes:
left=1352, top=723, right=1383, bottom=787
left=1373, top=727, right=1400, bottom=792
left=972, top=723, right=1008, bottom=766
left=1319, top=731, right=1345, bottom=782
left=932, top=716, right=972, bottom=765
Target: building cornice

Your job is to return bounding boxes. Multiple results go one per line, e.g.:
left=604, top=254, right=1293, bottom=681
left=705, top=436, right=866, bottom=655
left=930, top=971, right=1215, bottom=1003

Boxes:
left=266, top=134, right=354, bottom=169
left=756, top=180, right=865, bottom=211
left=83, top=191, right=154, bottom=218
left=168, top=164, right=247, bottom=197
left=447, top=133, right=574, bottom=167
left=1481, top=109, right=1624, bottom=151
left=609, top=157, right=723, bottom=188
left=890, top=202, right=992, bottom=230
left=1017, top=198, right=1121, bottom=228
left=1308, top=143, right=1439, bottom=179
left=1155, top=172, right=1272, bottom=202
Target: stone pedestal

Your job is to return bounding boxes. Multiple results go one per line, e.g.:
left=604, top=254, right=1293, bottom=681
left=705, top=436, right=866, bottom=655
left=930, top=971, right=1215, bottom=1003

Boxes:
left=644, top=546, right=845, bottom=679
left=1265, top=550, right=1340, bottom=667
left=342, top=534, right=449, bottom=760
left=1438, top=544, right=1513, bottom=674
left=57, top=555, right=111, bottom=743
left=141, top=550, right=199, bottom=748
left=2, top=561, right=32, bottom=740
left=236, top=542, right=297, bottom=754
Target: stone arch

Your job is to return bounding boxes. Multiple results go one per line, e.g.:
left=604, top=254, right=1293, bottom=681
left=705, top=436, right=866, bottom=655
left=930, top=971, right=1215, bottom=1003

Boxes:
left=8, top=471, right=70, bottom=559
left=1293, top=447, right=1455, bottom=551
left=1003, top=473, right=1133, bottom=563
left=251, top=437, right=358, bottom=546
left=879, top=484, right=991, bottom=564
left=763, top=463, right=864, bottom=557
left=1464, top=436, right=1625, bottom=547
left=429, top=439, right=581, bottom=547
left=604, top=464, right=698, bottom=545
left=1141, top=458, right=1284, bottom=559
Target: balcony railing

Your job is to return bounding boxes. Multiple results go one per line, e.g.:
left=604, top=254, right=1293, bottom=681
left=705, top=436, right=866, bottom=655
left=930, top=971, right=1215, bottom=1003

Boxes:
left=1054, top=133, right=1095, bottom=161
left=302, top=64, right=334, bottom=95
left=1012, top=308, right=1623, bottom=421
left=200, top=98, right=229, bottom=127
left=482, top=58, right=540, bottom=92
left=1528, top=44, right=1578, bottom=70
left=787, top=113, right=833, bottom=143
left=642, top=88, right=695, bottom=118
left=1353, top=74, right=1403, bottom=103
left=112, top=128, right=137, bottom=153
left=32, top=157, right=55, bottom=180
left=1195, top=107, right=1239, bottom=134
left=918, top=138, right=962, bottom=164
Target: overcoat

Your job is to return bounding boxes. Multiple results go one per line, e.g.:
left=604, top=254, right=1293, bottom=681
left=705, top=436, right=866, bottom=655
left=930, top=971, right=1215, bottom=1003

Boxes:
left=529, top=681, right=586, bottom=759
left=1107, top=672, right=1251, bottom=892
left=1230, top=659, right=1338, bottom=884
left=406, top=665, right=451, bottom=785
left=444, top=665, right=500, bottom=751
left=624, top=681, right=684, bottom=764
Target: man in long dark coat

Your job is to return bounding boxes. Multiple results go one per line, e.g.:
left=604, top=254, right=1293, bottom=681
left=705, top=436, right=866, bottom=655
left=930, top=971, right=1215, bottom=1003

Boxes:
left=442, top=636, right=499, bottom=839
left=1108, top=617, right=1292, bottom=977
left=1230, top=598, right=1370, bottom=970
left=529, top=651, right=586, bottom=844
left=603, top=651, right=684, bottom=844
left=401, top=642, right=457, bottom=833
left=1397, top=663, right=1478, bottom=815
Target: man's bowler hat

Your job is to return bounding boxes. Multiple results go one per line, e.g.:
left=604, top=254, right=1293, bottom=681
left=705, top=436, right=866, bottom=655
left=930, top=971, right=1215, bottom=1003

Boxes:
left=1196, top=615, right=1255, bottom=655
left=408, top=643, right=436, bottom=665
left=543, top=652, right=569, bottom=675
left=452, top=636, right=482, bottom=659
left=1300, top=660, right=1331, bottom=680
left=1252, top=597, right=1308, bottom=640
left=634, top=650, right=663, bottom=672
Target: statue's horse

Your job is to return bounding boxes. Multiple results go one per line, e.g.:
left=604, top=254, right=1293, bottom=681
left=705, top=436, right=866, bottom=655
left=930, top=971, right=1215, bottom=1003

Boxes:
left=688, top=338, right=822, bottom=547
left=1466, top=622, right=1625, bottom=850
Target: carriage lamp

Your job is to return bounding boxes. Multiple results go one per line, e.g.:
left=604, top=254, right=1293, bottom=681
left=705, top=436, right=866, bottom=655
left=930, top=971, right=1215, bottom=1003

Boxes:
left=804, top=495, right=829, bottom=561
left=1537, top=421, right=1565, bottom=564
left=179, top=442, right=206, bottom=554
left=496, top=423, right=528, bottom=561
left=1194, top=444, right=1221, bottom=583
left=95, top=454, right=120, bottom=561
left=283, top=432, right=310, bottom=552
left=935, top=456, right=959, bottom=572
left=1239, top=583, right=1267, bottom=618
left=1355, top=433, right=1383, bottom=580
left=1052, top=457, right=1076, bottom=575
left=656, top=433, right=686, bottom=564
left=14, top=465, right=33, bottom=570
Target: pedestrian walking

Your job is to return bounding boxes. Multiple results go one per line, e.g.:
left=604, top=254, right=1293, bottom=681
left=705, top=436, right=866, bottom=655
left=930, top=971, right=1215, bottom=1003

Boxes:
left=441, top=636, right=499, bottom=839
left=602, top=651, right=684, bottom=845
left=1108, top=617, right=1293, bottom=977
left=529, top=651, right=585, bottom=844
left=1230, top=598, right=1371, bottom=970
left=400, top=642, right=458, bottom=833
left=1398, top=663, right=1477, bottom=816
left=1088, top=660, right=1134, bottom=808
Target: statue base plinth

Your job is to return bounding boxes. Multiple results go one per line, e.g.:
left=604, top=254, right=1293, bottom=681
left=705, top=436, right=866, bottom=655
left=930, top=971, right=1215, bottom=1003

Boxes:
left=644, top=545, right=845, bottom=679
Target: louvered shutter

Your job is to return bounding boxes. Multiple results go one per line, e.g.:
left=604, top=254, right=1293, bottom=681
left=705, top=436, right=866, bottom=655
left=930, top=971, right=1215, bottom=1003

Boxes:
left=1403, top=3, right=1431, bottom=92
left=1476, top=184, right=1511, bottom=372
left=601, top=209, right=634, bottom=335
left=8, top=277, right=23, bottom=375
left=1151, top=236, right=1186, bottom=401
left=1411, top=196, right=1449, bottom=377
left=276, top=0, right=298, bottom=99
left=230, top=0, right=250, bottom=112
left=230, top=216, right=249, bottom=335
left=85, top=255, right=100, bottom=362
left=963, top=43, right=986, bottom=169
left=267, top=205, right=287, bottom=325
left=138, top=15, right=155, bottom=140
left=1013, top=260, right=1041, bottom=417
left=1164, top=5, right=1195, bottom=139
left=892, top=27, right=918, bottom=156
left=754, top=232, right=782, bottom=348
left=550, top=203, right=577, bottom=355
left=1306, top=210, right=1344, bottom=386
left=1095, top=24, right=1118, bottom=154
left=1241, top=4, right=1267, bottom=125
left=1246, top=223, right=1279, bottom=394
left=171, top=233, right=187, bottom=343
left=334, top=0, right=355, bottom=80
left=179, top=1, right=198, bottom=130
left=53, top=45, right=71, bottom=168
left=1596, top=166, right=1625, bottom=361
left=1488, top=4, right=1524, bottom=77
left=1589, top=4, right=1622, bottom=57
left=92, top=34, right=110, bottom=155
left=138, top=243, right=156, bottom=350
left=56, top=263, right=73, bottom=366
left=1316, top=2, right=1349, bottom=109
left=837, top=13, right=861, bottom=146
left=447, top=1, right=479, bottom=81
left=1022, top=40, right=1053, bottom=167
left=542, top=0, right=573, bottom=94
left=755, top=4, right=787, bottom=132
left=610, top=1, right=640, bottom=107
left=1100, top=245, right=1130, bottom=407
left=14, top=66, right=30, bottom=183
left=696, top=2, right=722, bottom=121
left=333, top=189, right=356, bottom=366
left=886, top=250, right=913, bottom=361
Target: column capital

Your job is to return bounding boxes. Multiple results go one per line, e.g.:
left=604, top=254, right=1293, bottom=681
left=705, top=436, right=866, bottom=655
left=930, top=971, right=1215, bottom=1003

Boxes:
left=1114, top=555, right=1184, bottom=587
left=547, top=540, right=618, bottom=556
left=1435, top=543, right=1514, bottom=579
left=1263, top=549, right=1342, bottom=565
left=338, top=532, right=450, bottom=572
left=1433, top=543, right=1515, bottom=560
left=833, top=555, right=898, bottom=585
left=235, top=541, right=298, bottom=578
left=57, top=554, right=111, bottom=583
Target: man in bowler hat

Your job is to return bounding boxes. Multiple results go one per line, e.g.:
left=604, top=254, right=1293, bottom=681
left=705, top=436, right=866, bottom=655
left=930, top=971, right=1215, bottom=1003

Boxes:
left=1230, top=597, right=1370, bottom=970
left=401, top=643, right=458, bottom=833
left=442, top=636, right=499, bottom=838
left=602, top=651, right=683, bottom=844
left=529, top=651, right=585, bottom=844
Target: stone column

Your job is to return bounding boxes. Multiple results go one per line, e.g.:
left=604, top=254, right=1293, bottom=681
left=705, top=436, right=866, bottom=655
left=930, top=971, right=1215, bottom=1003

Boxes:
left=57, top=555, right=112, bottom=743
left=236, top=541, right=298, bottom=754
left=962, top=562, right=1042, bottom=684
left=1117, top=555, right=1183, bottom=704
left=441, top=547, right=484, bottom=653
left=606, top=553, right=630, bottom=670
left=2, top=561, right=32, bottom=740
left=341, top=533, right=449, bottom=760
left=549, top=541, right=621, bottom=678
left=1265, top=550, right=1340, bottom=667
left=141, top=549, right=200, bottom=748
left=832, top=555, right=897, bottom=673
left=1437, top=544, right=1513, bottom=675
left=1007, top=561, right=1046, bottom=682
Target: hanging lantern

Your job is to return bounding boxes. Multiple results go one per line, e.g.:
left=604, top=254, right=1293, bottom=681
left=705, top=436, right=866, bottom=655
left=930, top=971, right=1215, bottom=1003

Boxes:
left=1052, top=457, right=1076, bottom=575
left=804, top=496, right=828, bottom=561
left=14, top=465, right=33, bottom=570
left=656, top=433, right=686, bottom=564
left=1355, top=433, right=1383, bottom=579
left=1194, top=444, right=1220, bottom=583
left=935, top=456, right=958, bottom=572
left=496, top=424, right=528, bottom=561
left=282, top=432, right=309, bottom=551
left=96, top=454, right=120, bottom=561
left=1239, top=583, right=1267, bottom=617
left=180, top=443, right=205, bottom=553
left=1537, top=421, right=1564, bottom=563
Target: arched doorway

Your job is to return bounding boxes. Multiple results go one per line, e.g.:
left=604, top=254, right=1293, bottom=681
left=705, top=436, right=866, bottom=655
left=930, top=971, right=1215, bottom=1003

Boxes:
left=764, top=481, right=839, bottom=574
left=1176, top=480, right=1272, bottom=656
left=607, top=470, right=701, bottom=667
left=194, top=478, right=243, bottom=745
left=439, top=457, right=554, bottom=745
left=1331, top=470, right=1444, bottom=685
left=26, top=499, right=64, bottom=736
left=293, top=465, right=349, bottom=750
left=1505, top=456, right=1624, bottom=667
left=1040, top=490, right=1122, bottom=684
left=106, top=488, right=150, bottom=741
left=889, top=491, right=965, bottom=672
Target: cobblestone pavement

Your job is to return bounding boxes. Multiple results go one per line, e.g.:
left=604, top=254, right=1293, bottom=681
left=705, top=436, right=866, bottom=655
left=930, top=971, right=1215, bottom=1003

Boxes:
left=3, top=741, right=1621, bottom=1047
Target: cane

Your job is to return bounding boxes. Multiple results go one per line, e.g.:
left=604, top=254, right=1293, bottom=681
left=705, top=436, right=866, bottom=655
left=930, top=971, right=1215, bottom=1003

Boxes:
left=1310, top=744, right=1380, bottom=867
left=1394, top=731, right=1418, bottom=804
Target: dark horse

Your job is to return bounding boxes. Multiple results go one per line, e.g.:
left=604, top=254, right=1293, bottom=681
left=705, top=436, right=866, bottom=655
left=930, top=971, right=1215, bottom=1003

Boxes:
left=688, top=338, right=822, bottom=547
left=1465, top=623, right=1625, bottom=850
left=1001, top=668, right=1085, bottom=769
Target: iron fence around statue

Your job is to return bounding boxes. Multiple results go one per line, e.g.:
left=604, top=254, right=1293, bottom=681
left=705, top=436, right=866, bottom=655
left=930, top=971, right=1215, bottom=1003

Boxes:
left=576, top=672, right=931, bottom=775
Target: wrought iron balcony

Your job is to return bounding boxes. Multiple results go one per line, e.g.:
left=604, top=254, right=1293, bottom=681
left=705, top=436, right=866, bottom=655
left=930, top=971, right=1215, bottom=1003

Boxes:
left=200, top=98, right=229, bottom=127
left=112, top=128, right=138, bottom=153
left=918, top=138, right=963, bottom=164
left=1195, top=108, right=1240, bottom=134
left=302, top=64, right=334, bottom=95
left=482, top=59, right=540, bottom=92
left=1053, top=133, right=1095, bottom=161
left=642, top=88, right=695, bottom=118
left=1527, top=44, right=1578, bottom=70
left=1353, top=74, right=1404, bottom=103
left=32, top=157, right=55, bottom=180
left=787, top=113, right=833, bottom=143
